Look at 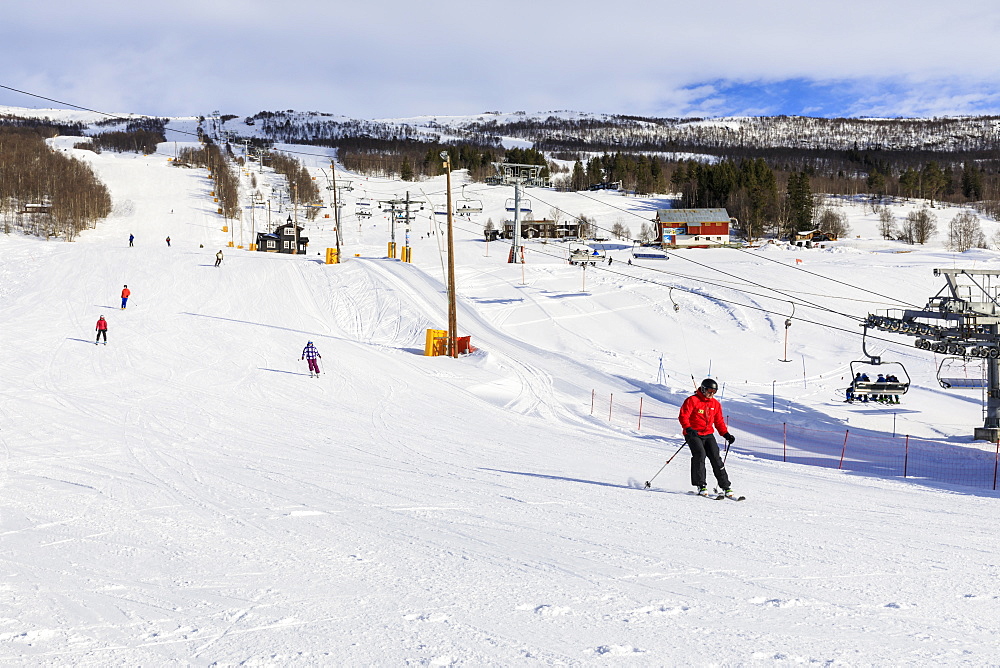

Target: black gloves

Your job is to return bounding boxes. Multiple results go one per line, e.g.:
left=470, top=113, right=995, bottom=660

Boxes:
left=723, top=433, right=736, bottom=445
left=684, top=428, right=698, bottom=439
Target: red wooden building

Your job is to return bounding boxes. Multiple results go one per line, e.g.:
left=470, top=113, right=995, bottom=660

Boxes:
left=655, top=208, right=733, bottom=247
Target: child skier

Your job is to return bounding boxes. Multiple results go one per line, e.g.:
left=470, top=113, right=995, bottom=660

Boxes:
left=95, top=316, right=108, bottom=344
left=301, top=341, right=322, bottom=377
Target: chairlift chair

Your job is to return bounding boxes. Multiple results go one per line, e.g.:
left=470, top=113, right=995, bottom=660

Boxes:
left=849, top=360, right=911, bottom=396
left=457, top=186, right=483, bottom=216
left=849, top=325, right=911, bottom=397
left=505, top=198, right=532, bottom=214
left=936, top=356, right=987, bottom=389
left=456, top=200, right=483, bottom=217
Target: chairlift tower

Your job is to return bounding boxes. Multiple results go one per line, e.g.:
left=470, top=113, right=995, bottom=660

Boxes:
left=378, top=192, right=423, bottom=255
left=866, top=268, right=1000, bottom=442
left=492, top=162, right=546, bottom=263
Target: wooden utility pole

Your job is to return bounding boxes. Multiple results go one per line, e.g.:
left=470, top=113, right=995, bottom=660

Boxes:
left=443, top=152, right=458, bottom=358
left=331, top=161, right=342, bottom=262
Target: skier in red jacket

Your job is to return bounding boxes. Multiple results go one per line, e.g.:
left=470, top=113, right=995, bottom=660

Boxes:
left=678, top=378, right=736, bottom=497
left=95, top=315, right=108, bottom=344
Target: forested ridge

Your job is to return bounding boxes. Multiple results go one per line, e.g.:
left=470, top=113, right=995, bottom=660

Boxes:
left=3, top=107, right=1000, bottom=243
left=0, top=125, right=111, bottom=240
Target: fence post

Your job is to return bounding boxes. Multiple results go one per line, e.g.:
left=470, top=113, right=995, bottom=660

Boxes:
left=608, top=393, right=614, bottom=422
left=903, top=435, right=909, bottom=478
left=839, top=430, right=849, bottom=469
left=994, top=441, right=999, bottom=491
left=782, top=423, right=787, bottom=463
left=638, top=396, right=643, bottom=431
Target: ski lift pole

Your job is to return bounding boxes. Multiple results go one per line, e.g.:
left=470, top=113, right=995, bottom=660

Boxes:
left=780, top=303, right=795, bottom=362
left=441, top=154, right=458, bottom=358
left=331, top=161, right=342, bottom=261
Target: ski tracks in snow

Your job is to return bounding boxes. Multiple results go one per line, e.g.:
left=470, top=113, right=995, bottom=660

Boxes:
left=355, top=259, right=566, bottom=422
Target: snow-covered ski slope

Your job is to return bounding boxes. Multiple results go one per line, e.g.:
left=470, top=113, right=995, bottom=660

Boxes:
left=3, top=134, right=1000, bottom=664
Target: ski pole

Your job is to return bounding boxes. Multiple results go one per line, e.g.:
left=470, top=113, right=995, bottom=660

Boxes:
left=644, top=442, right=686, bottom=489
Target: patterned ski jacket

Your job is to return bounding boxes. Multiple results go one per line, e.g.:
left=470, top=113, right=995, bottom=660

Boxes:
left=301, top=343, right=320, bottom=360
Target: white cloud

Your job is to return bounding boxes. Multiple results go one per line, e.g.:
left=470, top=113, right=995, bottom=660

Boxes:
left=2, top=0, right=1000, bottom=119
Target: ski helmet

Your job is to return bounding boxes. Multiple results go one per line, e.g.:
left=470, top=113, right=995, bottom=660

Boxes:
left=700, top=378, right=718, bottom=393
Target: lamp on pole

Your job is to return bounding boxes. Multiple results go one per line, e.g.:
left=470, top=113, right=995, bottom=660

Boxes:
left=441, top=151, right=458, bottom=358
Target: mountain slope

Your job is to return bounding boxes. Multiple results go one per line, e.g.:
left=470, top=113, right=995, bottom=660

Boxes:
left=0, top=138, right=999, bottom=664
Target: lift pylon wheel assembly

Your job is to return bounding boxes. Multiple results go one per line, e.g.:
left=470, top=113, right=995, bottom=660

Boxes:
left=864, top=268, right=1000, bottom=442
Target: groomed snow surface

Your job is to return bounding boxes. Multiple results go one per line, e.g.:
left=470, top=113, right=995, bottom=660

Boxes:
left=3, top=136, right=1000, bottom=665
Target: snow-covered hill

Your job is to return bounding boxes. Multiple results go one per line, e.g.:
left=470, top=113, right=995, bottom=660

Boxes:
left=2, top=131, right=1000, bottom=664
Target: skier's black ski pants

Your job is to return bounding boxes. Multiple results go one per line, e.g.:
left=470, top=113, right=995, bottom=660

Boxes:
left=687, top=433, right=730, bottom=489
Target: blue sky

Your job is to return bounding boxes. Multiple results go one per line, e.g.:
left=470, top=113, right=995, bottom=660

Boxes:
left=681, top=78, right=1000, bottom=120
left=2, top=0, right=1000, bottom=121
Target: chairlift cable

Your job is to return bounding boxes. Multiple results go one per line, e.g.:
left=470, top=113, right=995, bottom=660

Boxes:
left=443, top=216, right=911, bottom=348
left=565, top=188, right=921, bottom=312
left=734, top=246, right=922, bottom=309
left=525, top=189, right=856, bottom=320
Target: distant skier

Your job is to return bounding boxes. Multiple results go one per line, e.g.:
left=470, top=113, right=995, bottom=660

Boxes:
left=166, top=236, right=171, bottom=247
left=215, top=250, right=223, bottom=267
left=129, top=234, right=134, bottom=247
left=301, top=341, right=322, bottom=377
left=679, top=378, right=736, bottom=498
left=120, top=285, right=130, bottom=309
left=95, top=316, right=108, bottom=344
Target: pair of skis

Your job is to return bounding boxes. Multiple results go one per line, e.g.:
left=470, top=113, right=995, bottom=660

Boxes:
left=688, top=488, right=746, bottom=502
